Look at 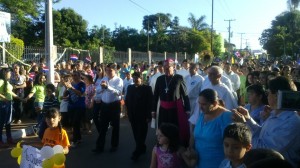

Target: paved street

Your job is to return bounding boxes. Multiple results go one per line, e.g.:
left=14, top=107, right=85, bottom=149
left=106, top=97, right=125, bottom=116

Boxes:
left=0, top=118, right=157, bottom=168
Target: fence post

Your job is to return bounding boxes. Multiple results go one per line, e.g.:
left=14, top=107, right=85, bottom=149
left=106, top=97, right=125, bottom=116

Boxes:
left=128, top=48, right=131, bottom=66
left=99, top=47, right=103, bottom=63
left=148, top=50, right=152, bottom=65
left=175, top=52, right=178, bottom=62
left=164, top=52, right=167, bottom=60
left=185, top=52, right=187, bottom=59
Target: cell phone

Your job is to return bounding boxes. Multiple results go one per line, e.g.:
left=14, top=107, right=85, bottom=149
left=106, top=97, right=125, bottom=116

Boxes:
left=277, top=90, right=300, bottom=111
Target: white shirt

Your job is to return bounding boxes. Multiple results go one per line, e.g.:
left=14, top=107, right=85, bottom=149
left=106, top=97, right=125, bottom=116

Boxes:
left=59, top=86, right=68, bottom=112
left=202, top=82, right=238, bottom=110
left=189, top=83, right=238, bottom=125
left=149, top=72, right=162, bottom=93
left=176, top=68, right=189, bottom=79
left=123, top=77, right=133, bottom=98
left=223, top=71, right=240, bottom=91
left=202, top=75, right=237, bottom=99
left=100, top=75, right=123, bottom=103
left=186, top=74, right=204, bottom=115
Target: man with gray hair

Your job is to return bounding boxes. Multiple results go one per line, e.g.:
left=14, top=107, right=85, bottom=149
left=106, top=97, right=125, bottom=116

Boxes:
left=189, top=66, right=238, bottom=125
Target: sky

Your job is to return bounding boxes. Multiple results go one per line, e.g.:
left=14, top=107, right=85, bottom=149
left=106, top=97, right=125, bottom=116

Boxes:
left=54, top=0, right=289, bottom=50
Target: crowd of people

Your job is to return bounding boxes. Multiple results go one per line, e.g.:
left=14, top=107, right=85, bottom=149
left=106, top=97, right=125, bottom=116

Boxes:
left=0, top=56, right=300, bottom=168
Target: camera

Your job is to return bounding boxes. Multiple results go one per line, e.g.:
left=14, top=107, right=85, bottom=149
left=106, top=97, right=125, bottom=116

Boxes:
left=277, top=90, right=300, bottom=111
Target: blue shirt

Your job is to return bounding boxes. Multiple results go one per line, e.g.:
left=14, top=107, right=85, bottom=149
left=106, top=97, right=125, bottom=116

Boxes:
left=68, top=81, right=86, bottom=109
left=194, top=111, right=232, bottom=168
left=244, top=104, right=265, bottom=125
left=219, top=159, right=246, bottom=168
left=246, top=110, right=300, bottom=167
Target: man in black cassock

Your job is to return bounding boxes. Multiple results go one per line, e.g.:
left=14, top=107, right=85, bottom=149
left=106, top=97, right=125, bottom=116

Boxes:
left=152, top=58, right=191, bottom=146
left=125, top=71, right=153, bottom=161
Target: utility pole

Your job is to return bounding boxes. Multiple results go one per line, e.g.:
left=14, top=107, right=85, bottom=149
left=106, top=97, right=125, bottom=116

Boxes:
left=147, top=15, right=149, bottom=52
left=238, top=33, right=245, bottom=49
left=45, top=0, right=54, bottom=84
left=224, top=19, right=236, bottom=46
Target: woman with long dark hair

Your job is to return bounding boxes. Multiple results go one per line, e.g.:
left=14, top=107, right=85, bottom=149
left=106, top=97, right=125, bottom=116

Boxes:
left=0, top=68, right=22, bottom=147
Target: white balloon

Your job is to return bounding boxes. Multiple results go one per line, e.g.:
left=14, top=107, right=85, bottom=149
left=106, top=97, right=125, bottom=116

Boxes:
left=53, top=145, right=64, bottom=154
left=40, top=146, right=54, bottom=159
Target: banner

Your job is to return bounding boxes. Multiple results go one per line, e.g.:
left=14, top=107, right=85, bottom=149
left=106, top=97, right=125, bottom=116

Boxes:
left=20, top=145, right=43, bottom=168
left=0, top=11, right=11, bottom=43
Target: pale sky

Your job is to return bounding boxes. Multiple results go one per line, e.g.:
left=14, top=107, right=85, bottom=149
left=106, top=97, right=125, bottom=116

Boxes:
left=54, top=0, right=289, bottom=50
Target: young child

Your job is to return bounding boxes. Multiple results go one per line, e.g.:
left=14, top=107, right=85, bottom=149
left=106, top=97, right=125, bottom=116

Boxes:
left=150, top=123, right=183, bottom=168
left=38, top=83, right=60, bottom=139
left=42, top=108, right=70, bottom=154
left=219, top=123, right=252, bottom=168
left=59, top=74, right=72, bottom=127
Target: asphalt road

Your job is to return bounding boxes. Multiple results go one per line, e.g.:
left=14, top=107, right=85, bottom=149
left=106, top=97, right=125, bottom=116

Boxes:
left=0, top=118, right=157, bottom=168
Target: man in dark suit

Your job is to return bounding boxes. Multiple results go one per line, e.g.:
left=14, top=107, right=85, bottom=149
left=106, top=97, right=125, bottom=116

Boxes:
left=125, top=71, right=153, bottom=161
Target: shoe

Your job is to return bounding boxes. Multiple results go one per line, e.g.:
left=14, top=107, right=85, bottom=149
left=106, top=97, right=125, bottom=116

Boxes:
left=109, top=147, right=118, bottom=152
left=92, top=148, right=103, bottom=154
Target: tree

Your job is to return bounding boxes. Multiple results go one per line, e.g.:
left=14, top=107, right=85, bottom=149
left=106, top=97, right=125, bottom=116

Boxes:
left=6, top=36, right=24, bottom=64
left=53, top=8, right=88, bottom=48
left=187, top=13, right=209, bottom=31
left=142, top=13, right=172, bottom=34
left=0, top=0, right=61, bottom=40
left=260, top=10, right=300, bottom=58
left=287, top=0, right=300, bottom=11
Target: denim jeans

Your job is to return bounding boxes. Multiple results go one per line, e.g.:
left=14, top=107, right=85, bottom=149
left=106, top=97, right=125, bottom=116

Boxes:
left=0, top=101, right=12, bottom=141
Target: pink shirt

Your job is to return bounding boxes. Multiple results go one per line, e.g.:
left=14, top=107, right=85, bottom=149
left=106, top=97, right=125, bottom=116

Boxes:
left=155, top=146, right=181, bottom=168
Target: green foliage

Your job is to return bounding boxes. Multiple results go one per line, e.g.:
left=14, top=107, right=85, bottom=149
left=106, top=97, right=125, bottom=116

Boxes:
left=103, top=46, right=115, bottom=64
left=260, top=10, right=300, bottom=58
left=188, top=13, right=209, bottom=31
left=53, top=8, right=88, bottom=48
left=6, top=36, right=24, bottom=64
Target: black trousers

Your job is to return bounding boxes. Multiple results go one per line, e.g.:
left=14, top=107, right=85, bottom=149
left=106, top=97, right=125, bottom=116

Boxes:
left=13, top=98, right=22, bottom=121
left=96, top=101, right=121, bottom=150
left=93, top=101, right=102, bottom=134
left=69, top=107, right=85, bottom=143
left=130, top=119, right=148, bottom=154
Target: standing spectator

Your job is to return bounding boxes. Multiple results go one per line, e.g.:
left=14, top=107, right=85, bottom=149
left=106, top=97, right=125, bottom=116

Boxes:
left=59, top=74, right=71, bottom=127
left=0, top=68, right=23, bottom=147
left=185, top=63, right=204, bottom=115
left=122, top=71, right=133, bottom=118
left=24, top=73, right=46, bottom=129
left=125, top=72, right=153, bottom=160
left=92, top=63, right=123, bottom=153
left=152, top=58, right=190, bottom=146
left=122, top=71, right=133, bottom=99
left=10, top=64, right=26, bottom=124
left=149, top=61, right=164, bottom=93
left=64, top=71, right=86, bottom=148
left=38, top=83, right=60, bottom=139
left=244, top=84, right=268, bottom=125
left=93, top=66, right=105, bottom=134
left=83, top=74, right=95, bottom=134
left=233, top=76, right=300, bottom=167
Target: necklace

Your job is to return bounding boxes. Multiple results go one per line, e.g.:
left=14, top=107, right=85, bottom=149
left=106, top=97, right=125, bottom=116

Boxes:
left=164, top=75, right=174, bottom=93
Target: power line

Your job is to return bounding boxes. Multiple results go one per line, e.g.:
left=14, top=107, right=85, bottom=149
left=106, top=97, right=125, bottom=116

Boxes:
left=128, top=0, right=152, bottom=14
